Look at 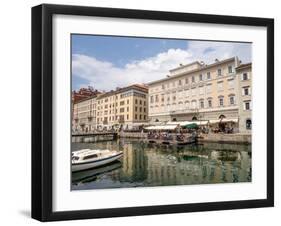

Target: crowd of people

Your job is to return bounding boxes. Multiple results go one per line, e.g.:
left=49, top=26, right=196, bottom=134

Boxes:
left=147, top=130, right=196, bottom=142
left=210, top=123, right=235, bottom=134
left=73, top=122, right=236, bottom=135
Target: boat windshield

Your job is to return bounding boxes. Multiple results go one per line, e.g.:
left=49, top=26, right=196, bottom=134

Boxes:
left=83, top=154, right=98, bottom=160
left=72, top=156, right=79, bottom=161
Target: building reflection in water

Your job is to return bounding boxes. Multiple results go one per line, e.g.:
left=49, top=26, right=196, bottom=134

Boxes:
left=121, top=143, right=147, bottom=182
left=71, top=140, right=251, bottom=190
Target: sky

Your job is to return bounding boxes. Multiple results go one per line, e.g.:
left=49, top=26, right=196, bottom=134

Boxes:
left=72, top=34, right=252, bottom=91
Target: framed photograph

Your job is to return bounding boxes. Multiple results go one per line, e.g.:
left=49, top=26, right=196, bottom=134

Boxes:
left=32, top=4, right=274, bottom=221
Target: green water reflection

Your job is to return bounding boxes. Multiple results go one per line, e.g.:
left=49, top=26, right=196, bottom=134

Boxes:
left=71, top=139, right=251, bottom=190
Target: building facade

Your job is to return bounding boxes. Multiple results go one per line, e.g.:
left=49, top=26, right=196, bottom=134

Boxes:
left=236, top=63, right=252, bottom=133
left=72, top=84, right=149, bottom=132
left=148, top=57, right=252, bottom=132
left=72, top=97, right=97, bottom=133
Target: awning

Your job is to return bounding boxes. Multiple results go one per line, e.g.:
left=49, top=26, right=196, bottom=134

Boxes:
left=167, top=120, right=208, bottom=126
left=223, top=118, right=238, bottom=123
left=167, top=121, right=193, bottom=126
left=209, top=118, right=238, bottom=124
left=183, top=123, right=198, bottom=129
left=166, top=121, right=184, bottom=125
left=145, top=125, right=178, bottom=130
left=167, top=120, right=209, bottom=126
left=209, top=119, right=221, bottom=124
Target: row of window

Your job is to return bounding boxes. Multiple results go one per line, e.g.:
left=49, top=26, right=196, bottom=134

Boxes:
left=150, top=81, right=236, bottom=103
left=96, top=114, right=147, bottom=122
left=98, top=91, right=147, bottom=104
left=150, top=96, right=236, bottom=109
left=97, top=106, right=147, bottom=116
left=96, top=99, right=146, bottom=110
left=150, top=99, right=251, bottom=111
left=150, top=90, right=235, bottom=105
left=152, top=66, right=234, bottom=92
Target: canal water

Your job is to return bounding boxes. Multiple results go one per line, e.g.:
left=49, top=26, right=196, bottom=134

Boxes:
left=72, top=139, right=251, bottom=190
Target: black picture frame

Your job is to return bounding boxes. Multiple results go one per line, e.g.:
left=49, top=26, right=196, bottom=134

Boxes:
left=32, top=3, right=274, bottom=222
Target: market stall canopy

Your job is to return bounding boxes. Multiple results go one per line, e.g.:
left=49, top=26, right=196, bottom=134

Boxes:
left=145, top=125, right=178, bottom=130
left=183, top=123, right=198, bottom=129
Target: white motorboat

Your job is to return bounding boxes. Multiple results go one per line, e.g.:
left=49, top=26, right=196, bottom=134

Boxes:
left=72, top=149, right=123, bottom=172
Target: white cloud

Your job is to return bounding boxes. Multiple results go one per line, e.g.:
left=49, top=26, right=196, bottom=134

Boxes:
left=72, top=41, right=251, bottom=91
left=73, top=48, right=193, bottom=91
left=186, top=41, right=252, bottom=64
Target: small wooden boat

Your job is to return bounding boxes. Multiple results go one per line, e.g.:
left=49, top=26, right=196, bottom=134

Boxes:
left=72, top=149, right=123, bottom=172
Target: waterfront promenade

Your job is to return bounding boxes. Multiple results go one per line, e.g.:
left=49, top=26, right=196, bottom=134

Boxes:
left=118, top=131, right=251, bottom=144
left=72, top=131, right=251, bottom=144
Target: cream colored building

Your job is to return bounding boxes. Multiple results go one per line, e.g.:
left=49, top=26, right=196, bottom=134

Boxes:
left=72, top=97, right=97, bottom=133
left=72, top=84, right=149, bottom=132
left=148, top=56, right=251, bottom=132
left=236, top=63, right=252, bottom=133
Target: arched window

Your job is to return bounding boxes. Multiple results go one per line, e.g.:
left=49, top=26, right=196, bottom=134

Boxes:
left=246, top=119, right=252, bottom=130
left=192, top=116, right=198, bottom=121
left=155, top=119, right=159, bottom=122
left=219, top=114, right=226, bottom=119
left=172, top=118, right=177, bottom=122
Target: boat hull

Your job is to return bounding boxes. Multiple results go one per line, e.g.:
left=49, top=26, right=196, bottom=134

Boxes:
left=72, top=152, right=123, bottom=172
left=72, top=161, right=122, bottom=183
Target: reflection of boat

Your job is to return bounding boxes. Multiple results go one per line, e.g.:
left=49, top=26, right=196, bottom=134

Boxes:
left=72, top=161, right=122, bottom=183
left=72, top=149, right=123, bottom=172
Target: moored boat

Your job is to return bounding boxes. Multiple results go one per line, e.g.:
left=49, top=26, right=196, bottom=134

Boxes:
left=72, top=149, right=123, bottom=172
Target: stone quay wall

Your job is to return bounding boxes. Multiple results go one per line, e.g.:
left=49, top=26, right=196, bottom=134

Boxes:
left=198, top=133, right=251, bottom=144
left=118, top=131, right=147, bottom=139
left=118, top=131, right=251, bottom=144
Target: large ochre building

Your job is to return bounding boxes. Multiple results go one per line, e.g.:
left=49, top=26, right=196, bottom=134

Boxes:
left=147, top=57, right=252, bottom=133
left=72, top=84, right=148, bottom=132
